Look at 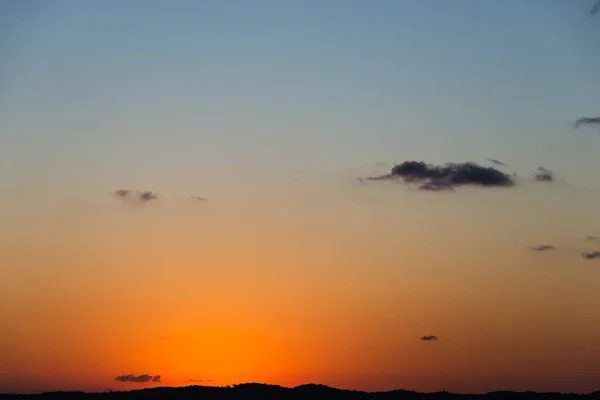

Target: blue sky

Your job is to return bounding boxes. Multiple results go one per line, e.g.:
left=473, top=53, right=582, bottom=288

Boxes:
left=1, top=0, right=600, bottom=202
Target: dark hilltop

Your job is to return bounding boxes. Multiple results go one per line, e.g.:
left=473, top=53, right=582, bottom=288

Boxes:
left=1, top=383, right=598, bottom=400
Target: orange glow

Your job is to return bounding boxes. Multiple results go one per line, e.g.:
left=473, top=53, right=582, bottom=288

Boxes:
left=2, top=185, right=600, bottom=394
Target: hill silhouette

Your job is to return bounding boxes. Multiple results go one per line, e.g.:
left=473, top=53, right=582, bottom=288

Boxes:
left=1, top=383, right=599, bottom=400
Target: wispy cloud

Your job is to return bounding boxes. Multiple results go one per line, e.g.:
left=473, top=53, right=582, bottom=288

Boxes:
left=531, top=245, right=555, bottom=252
left=486, top=158, right=507, bottom=167
left=110, top=190, right=158, bottom=204
left=590, top=1, right=600, bottom=17
left=420, top=335, right=438, bottom=341
left=115, top=374, right=161, bottom=383
left=111, top=189, right=131, bottom=198
left=571, top=116, right=600, bottom=128
left=581, top=251, right=600, bottom=260
left=587, top=236, right=598, bottom=241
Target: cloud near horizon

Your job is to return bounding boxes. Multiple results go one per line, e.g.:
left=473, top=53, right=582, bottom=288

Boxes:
left=533, top=167, right=554, bottom=182
left=366, top=161, right=515, bottom=190
left=115, top=374, right=161, bottom=383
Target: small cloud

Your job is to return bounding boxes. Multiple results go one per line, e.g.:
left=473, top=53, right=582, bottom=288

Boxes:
left=592, top=1, right=600, bottom=16
left=110, top=189, right=158, bottom=204
left=531, top=245, right=555, bottom=252
left=138, top=191, right=157, bottom=201
left=533, top=166, right=554, bottom=182
left=581, top=251, right=600, bottom=260
left=571, top=116, right=600, bottom=128
left=115, top=374, right=160, bottom=383
left=486, top=158, right=507, bottom=167
left=420, top=335, right=438, bottom=341
left=111, top=189, right=131, bottom=198
left=587, top=236, right=598, bottom=241
left=365, top=161, right=515, bottom=190
left=189, top=379, right=204, bottom=383
left=190, top=196, right=208, bottom=202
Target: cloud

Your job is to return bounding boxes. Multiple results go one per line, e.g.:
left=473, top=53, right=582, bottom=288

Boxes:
left=366, top=161, right=515, bottom=189
left=531, top=245, right=555, bottom=252
left=581, top=251, right=600, bottom=260
left=587, top=236, right=598, bottom=241
left=190, top=379, right=204, bottom=383
left=533, top=167, right=554, bottom=182
left=571, top=116, right=600, bottom=128
left=115, top=374, right=160, bottom=383
left=190, top=196, right=208, bottom=202
left=591, top=1, right=600, bottom=16
left=138, top=191, right=157, bottom=201
left=486, top=158, right=507, bottom=167
left=110, top=190, right=158, bottom=204
left=111, top=189, right=131, bottom=198
left=420, top=335, right=438, bottom=341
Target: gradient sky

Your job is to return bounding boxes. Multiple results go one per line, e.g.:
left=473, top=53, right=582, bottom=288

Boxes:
left=2, top=0, right=600, bottom=395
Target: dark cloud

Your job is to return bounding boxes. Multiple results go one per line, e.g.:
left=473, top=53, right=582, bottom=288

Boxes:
left=486, top=158, right=507, bottom=167
left=366, top=161, right=515, bottom=190
left=571, top=116, right=600, bottom=128
left=420, top=335, right=438, bottom=341
left=587, top=236, right=598, bottom=241
left=138, top=191, right=157, bottom=201
left=533, top=167, right=554, bottom=182
left=581, top=251, right=600, bottom=260
left=591, top=1, right=600, bottom=16
left=190, top=379, right=204, bottom=383
left=115, top=374, right=160, bottom=383
left=531, top=245, right=555, bottom=252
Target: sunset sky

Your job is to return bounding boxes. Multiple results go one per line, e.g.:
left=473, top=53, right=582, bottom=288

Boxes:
left=2, top=0, right=600, bottom=395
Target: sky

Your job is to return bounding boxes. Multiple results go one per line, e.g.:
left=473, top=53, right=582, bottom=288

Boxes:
left=1, top=0, right=600, bottom=394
